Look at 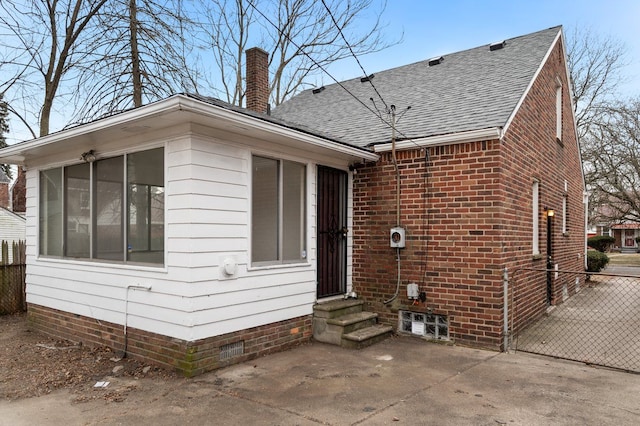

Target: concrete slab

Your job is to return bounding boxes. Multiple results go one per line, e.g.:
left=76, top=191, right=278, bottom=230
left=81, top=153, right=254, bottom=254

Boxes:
left=1, top=336, right=639, bottom=425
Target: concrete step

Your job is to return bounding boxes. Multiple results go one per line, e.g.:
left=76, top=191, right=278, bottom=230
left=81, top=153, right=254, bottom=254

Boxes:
left=326, top=311, right=378, bottom=335
left=313, top=299, right=364, bottom=319
left=342, top=324, right=394, bottom=349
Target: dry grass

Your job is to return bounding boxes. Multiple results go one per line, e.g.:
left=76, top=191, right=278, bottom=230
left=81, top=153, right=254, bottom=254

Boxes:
left=607, top=253, right=640, bottom=267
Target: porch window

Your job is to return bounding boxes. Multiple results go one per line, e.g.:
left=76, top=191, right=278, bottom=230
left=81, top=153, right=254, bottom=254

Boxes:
left=39, top=168, right=63, bottom=256
left=251, top=155, right=306, bottom=265
left=38, top=147, right=164, bottom=265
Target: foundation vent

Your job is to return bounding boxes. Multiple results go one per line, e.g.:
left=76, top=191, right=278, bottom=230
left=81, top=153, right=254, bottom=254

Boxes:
left=399, top=311, right=449, bottom=340
left=220, top=341, right=244, bottom=360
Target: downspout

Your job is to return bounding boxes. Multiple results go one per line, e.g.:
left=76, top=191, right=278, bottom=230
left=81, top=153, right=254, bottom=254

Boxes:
left=503, top=267, right=509, bottom=351
left=122, top=284, right=152, bottom=358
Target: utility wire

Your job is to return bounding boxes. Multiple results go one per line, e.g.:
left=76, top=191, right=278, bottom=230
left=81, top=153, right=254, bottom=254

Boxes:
left=319, top=0, right=389, bottom=112
left=245, top=0, right=388, bottom=127
left=246, top=0, right=422, bottom=150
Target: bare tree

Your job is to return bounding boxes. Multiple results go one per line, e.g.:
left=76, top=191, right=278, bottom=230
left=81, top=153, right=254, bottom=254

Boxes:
left=73, top=0, right=196, bottom=120
left=565, top=27, right=638, bottom=227
left=566, top=27, right=629, bottom=141
left=583, top=99, right=640, bottom=224
left=194, top=0, right=395, bottom=107
left=0, top=0, right=107, bottom=137
left=0, top=93, right=12, bottom=178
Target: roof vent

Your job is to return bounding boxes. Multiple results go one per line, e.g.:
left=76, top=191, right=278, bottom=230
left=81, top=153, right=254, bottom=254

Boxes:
left=489, top=40, right=506, bottom=51
left=360, top=74, right=374, bottom=83
left=312, top=86, right=325, bottom=94
left=428, top=56, right=444, bottom=66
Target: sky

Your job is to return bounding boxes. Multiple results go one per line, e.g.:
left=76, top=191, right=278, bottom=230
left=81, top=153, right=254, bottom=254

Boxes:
left=322, top=0, right=640, bottom=96
left=4, top=0, right=640, bottom=146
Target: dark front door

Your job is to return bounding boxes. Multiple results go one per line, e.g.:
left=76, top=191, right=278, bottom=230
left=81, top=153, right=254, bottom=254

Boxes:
left=317, top=166, right=347, bottom=298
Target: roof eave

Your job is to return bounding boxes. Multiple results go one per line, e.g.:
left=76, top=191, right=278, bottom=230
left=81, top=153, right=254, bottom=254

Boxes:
left=371, top=127, right=503, bottom=152
left=0, top=94, right=378, bottom=165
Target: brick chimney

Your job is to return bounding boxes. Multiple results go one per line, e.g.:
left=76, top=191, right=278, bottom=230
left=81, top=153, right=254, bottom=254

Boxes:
left=11, top=167, right=26, bottom=214
left=245, top=47, right=269, bottom=114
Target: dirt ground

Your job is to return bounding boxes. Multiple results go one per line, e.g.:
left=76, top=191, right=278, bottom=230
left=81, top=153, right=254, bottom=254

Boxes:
left=0, top=312, right=179, bottom=402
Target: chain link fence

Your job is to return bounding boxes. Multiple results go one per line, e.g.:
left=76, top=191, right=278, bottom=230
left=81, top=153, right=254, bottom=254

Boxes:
left=510, top=268, right=640, bottom=373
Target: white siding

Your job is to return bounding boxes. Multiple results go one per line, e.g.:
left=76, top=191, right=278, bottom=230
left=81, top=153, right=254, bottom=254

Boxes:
left=26, top=129, right=353, bottom=342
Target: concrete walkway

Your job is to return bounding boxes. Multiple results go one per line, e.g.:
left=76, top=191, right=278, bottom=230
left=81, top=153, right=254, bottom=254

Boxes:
left=515, top=267, right=640, bottom=372
left=1, top=336, right=639, bottom=425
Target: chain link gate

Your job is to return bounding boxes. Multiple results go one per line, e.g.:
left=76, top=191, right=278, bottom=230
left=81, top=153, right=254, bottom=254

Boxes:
left=509, top=268, right=640, bottom=373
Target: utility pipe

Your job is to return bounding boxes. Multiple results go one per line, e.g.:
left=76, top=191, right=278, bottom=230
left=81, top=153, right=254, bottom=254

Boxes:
left=503, top=267, right=509, bottom=352
left=123, top=284, right=152, bottom=358
left=385, top=105, right=401, bottom=305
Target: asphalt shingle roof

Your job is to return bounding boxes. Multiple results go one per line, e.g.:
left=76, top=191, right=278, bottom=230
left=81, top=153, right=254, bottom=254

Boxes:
left=272, top=26, right=562, bottom=148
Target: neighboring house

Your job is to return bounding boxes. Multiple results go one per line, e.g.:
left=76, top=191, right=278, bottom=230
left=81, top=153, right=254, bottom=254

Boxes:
left=0, top=168, right=26, bottom=263
left=0, top=26, right=585, bottom=374
left=588, top=201, right=640, bottom=251
left=0, top=168, right=10, bottom=207
left=0, top=207, right=25, bottom=264
left=611, top=223, right=640, bottom=252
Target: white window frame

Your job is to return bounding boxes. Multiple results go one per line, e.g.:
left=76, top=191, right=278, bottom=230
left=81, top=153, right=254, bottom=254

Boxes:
left=556, top=77, right=563, bottom=141
left=532, top=180, right=540, bottom=256
left=37, top=147, right=165, bottom=266
left=250, top=154, right=307, bottom=266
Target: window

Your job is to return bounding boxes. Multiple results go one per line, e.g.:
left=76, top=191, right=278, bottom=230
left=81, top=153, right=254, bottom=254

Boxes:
left=532, top=180, right=540, bottom=255
left=38, top=147, right=164, bottom=265
left=562, top=180, right=568, bottom=235
left=251, top=155, right=306, bottom=265
left=400, top=311, right=449, bottom=340
left=555, top=78, right=562, bottom=141
left=562, top=195, right=568, bottom=234
left=39, top=168, right=63, bottom=256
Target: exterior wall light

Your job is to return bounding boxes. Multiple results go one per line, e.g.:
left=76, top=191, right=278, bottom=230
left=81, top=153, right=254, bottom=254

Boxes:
left=81, top=150, right=96, bottom=163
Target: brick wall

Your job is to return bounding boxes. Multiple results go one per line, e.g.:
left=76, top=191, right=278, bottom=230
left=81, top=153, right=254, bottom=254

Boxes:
left=353, top=142, right=505, bottom=349
left=352, top=36, right=585, bottom=350
left=500, top=35, right=585, bottom=331
left=28, top=304, right=312, bottom=377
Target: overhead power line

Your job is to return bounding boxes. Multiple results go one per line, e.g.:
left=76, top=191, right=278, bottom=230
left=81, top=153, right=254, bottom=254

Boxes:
left=319, top=0, right=389, bottom=113
left=245, top=0, right=421, bottom=149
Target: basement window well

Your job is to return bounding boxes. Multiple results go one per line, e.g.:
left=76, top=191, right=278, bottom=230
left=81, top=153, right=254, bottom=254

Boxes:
left=399, top=311, right=449, bottom=340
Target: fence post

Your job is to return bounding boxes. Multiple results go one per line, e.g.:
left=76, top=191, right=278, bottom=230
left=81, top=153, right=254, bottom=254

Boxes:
left=1, top=240, right=7, bottom=265
left=503, top=267, right=509, bottom=352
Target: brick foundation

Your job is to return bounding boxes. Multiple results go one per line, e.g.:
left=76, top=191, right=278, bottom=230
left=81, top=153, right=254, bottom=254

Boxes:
left=28, top=304, right=313, bottom=377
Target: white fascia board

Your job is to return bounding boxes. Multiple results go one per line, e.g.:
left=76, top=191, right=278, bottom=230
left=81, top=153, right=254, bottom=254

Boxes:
left=502, top=29, right=561, bottom=136
left=372, top=127, right=502, bottom=152
left=0, top=97, right=184, bottom=162
left=0, top=94, right=378, bottom=164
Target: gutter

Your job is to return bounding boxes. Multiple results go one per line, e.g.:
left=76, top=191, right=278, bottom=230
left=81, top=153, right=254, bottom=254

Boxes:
left=372, top=127, right=503, bottom=152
